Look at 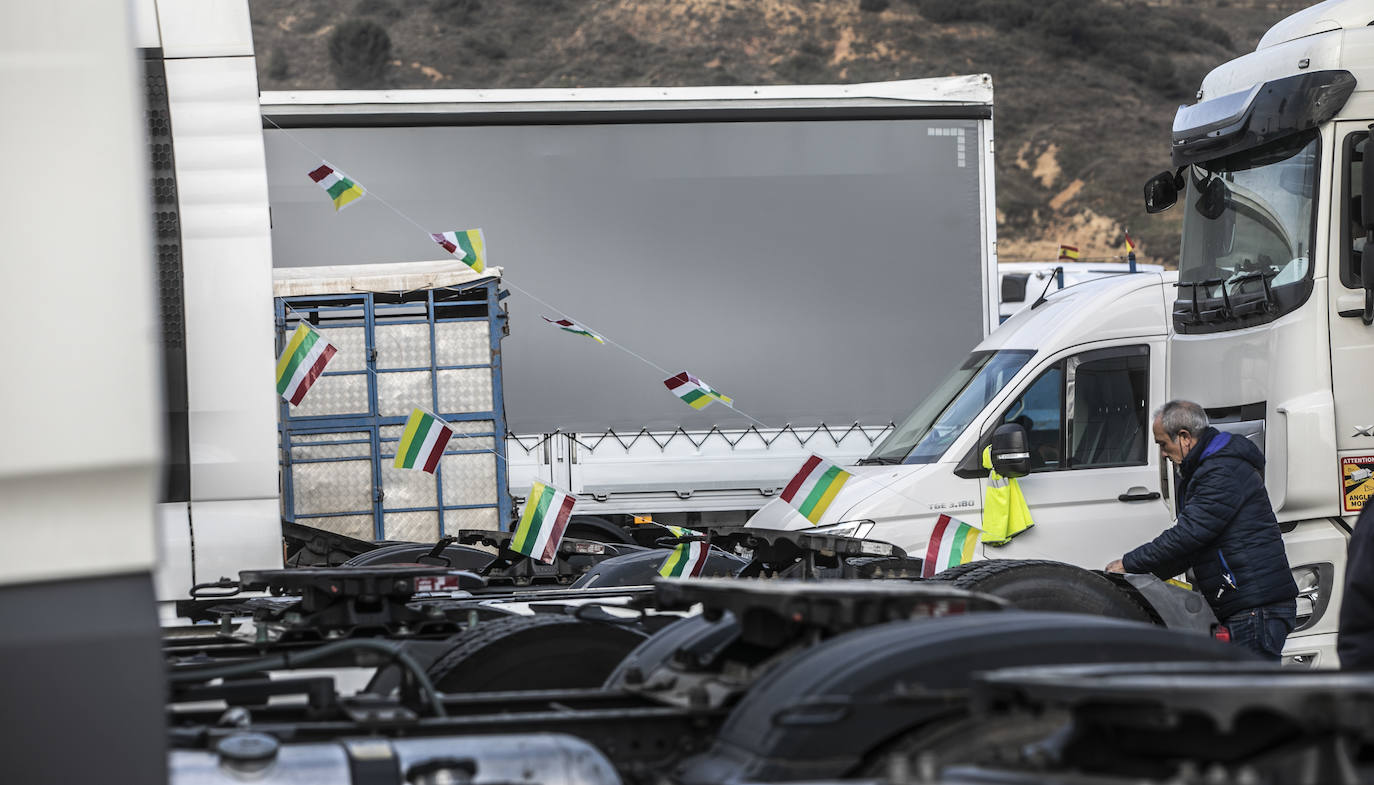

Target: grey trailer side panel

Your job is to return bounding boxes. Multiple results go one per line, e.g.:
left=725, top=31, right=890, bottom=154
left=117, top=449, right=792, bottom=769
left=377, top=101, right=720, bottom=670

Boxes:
left=263, top=118, right=985, bottom=432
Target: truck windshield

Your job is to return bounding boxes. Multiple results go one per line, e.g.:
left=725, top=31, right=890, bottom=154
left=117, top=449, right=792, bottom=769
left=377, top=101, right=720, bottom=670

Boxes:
left=1177, top=130, right=1318, bottom=330
left=866, top=349, right=1034, bottom=464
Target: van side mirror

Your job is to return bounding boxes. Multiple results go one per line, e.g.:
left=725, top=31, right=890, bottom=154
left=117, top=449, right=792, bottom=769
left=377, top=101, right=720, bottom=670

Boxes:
left=1144, top=170, right=1179, bottom=214
left=990, top=423, right=1032, bottom=479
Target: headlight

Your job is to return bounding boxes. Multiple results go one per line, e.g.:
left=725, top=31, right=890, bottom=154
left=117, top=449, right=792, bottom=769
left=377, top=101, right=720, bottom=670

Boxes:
left=813, top=519, right=876, bottom=540
left=1292, top=563, right=1333, bottom=632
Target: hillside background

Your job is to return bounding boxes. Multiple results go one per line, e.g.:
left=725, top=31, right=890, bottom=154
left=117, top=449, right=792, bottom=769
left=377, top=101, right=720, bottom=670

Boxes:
left=248, top=0, right=1311, bottom=266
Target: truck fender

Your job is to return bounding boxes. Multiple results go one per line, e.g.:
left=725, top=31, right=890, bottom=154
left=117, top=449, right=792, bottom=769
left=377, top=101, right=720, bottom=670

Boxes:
left=1109, top=572, right=1218, bottom=634
left=672, top=612, right=1252, bottom=785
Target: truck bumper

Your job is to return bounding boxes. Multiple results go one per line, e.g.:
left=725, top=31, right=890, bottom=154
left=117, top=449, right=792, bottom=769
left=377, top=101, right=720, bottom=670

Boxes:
left=1282, top=630, right=1338, bottom=669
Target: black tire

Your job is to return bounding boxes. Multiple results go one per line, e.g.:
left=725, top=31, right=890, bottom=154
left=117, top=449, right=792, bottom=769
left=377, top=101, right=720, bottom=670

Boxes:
left=341, top=542, right=494, bottom=571
left=426, top=614, right=648, bottom=692
left=937, top=559, right=1150, bottom=621
left=925, top=560, right=994, bottom=583
left=565, top=515, right=635, bottom=545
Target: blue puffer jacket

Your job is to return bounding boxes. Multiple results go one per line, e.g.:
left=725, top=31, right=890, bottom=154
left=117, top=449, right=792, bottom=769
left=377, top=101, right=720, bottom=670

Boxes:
left=1123, top=427, right=1297, bottom=619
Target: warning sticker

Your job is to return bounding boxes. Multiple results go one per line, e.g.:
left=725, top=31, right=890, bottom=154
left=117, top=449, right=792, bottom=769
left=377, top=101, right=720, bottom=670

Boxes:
left=1342, top=455, right=1374, bottom=513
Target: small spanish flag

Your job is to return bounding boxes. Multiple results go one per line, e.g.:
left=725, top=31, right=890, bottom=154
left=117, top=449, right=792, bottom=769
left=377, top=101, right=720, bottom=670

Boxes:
left=1058, top=244, right=1080, bottom=261
left=1124, top=231, right=1137, bottom=253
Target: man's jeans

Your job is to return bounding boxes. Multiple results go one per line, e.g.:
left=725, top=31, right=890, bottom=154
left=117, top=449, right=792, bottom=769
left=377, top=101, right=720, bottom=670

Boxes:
left=1224, top=599, right=1297, bottom=662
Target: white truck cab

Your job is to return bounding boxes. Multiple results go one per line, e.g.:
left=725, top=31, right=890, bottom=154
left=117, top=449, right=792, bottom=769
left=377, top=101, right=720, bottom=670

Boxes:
left=748, top=271, right=1177, bottom=571
left=1138, top=0, right=1374, bottom=667
left=753, top=0, right=1374, bottom=668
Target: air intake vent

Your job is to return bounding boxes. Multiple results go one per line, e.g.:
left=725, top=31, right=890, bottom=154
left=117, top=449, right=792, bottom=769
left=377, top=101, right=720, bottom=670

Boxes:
left=144, top=54, right=190, bottom=504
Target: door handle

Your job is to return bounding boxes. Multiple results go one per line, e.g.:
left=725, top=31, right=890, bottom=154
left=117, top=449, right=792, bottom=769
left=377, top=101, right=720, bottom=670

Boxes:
left=1118, top=491, right=1161, bottom=502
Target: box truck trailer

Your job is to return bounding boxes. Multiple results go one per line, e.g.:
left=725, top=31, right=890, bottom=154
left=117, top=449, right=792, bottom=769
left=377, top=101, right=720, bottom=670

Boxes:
left=259, top=79, right=999, bottom=528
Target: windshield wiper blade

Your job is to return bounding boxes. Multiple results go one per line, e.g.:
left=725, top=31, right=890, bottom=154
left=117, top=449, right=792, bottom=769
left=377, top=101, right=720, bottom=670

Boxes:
left=1175, top=278, right=1230, bottom=323
left=857, top=457, right=900, bottom=465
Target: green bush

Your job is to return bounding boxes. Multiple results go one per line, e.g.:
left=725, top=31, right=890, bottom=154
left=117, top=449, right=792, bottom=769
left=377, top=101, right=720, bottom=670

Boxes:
left=328, top=19, right=392, bottom=88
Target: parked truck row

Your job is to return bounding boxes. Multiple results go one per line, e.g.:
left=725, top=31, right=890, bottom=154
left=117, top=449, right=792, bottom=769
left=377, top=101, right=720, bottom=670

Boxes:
left=9, top=0, right=1374, bottom=781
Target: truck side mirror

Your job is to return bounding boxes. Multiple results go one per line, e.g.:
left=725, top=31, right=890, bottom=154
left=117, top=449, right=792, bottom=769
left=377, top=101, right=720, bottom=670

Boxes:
left=990, top=423, right=1032, bottom=479
left=1144, top=170, right=1178, bottom=213
left=1362, top=132, right=1374, bottom=231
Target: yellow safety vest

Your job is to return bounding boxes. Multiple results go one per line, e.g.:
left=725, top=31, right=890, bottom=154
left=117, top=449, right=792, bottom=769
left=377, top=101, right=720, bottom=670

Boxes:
left=981, top=446, right=1035, bottom=546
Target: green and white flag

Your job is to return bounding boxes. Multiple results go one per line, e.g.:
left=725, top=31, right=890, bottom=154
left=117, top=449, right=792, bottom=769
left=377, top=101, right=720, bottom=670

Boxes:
left=542, top=316, right=605, bottom=344
left=511, top=481, right=577, bottom=564
left=658, top=539, right=710, bottom=578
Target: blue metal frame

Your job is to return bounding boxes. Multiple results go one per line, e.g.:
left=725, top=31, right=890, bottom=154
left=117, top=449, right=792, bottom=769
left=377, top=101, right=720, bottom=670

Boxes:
left=275, top=280, right=511, bottom=540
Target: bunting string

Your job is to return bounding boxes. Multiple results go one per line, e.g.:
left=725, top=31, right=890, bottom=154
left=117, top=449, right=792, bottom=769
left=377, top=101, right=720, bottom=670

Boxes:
left=263, top=115, right=774, bottom=429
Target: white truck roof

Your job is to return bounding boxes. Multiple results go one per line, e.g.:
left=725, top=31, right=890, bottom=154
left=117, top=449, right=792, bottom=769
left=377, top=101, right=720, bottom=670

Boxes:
left=271, top=260, right=500, bottom=297
left=261, top=74, right=994, bottom=119
left=1258, top=0, right=1374, bottom=49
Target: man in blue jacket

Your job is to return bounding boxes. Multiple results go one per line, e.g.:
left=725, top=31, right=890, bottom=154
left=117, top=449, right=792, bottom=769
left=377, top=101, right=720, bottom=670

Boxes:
left=1106, top=400, right=1297, bottom=661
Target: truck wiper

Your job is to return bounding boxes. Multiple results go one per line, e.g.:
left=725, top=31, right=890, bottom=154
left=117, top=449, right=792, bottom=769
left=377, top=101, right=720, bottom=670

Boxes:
left=1174, top=278, right=1229, bottom=324
left=857, top=456, right=901, bottom=465
left=1176, top=273, right=1278, bottom=324
left=1225, top=270, right=1279, bottom=315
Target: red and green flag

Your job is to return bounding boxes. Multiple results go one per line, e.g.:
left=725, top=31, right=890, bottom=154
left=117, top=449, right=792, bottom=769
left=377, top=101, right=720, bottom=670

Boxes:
left=276, top=323, right=337, bottom=406
left=394, top=408, right=454, bottom=474
left=780, top=454, right=852, bottom=525
left=542, top=316, right=605, bottom=344
left=512, top=481, right=577, bottom=564
left=920, top=514, right=981, bottom=577
left=430, top=228, right=486, bottom=273
left=307, top=162, right=365, bottom=211
left=663, top=371, right=732, bottom=410
left=658, top=540, right=710, bottom=578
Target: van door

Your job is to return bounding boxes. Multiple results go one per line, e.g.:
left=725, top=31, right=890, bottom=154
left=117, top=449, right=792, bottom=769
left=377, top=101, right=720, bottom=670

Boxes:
left=981, top=342, right=1172, bottom=568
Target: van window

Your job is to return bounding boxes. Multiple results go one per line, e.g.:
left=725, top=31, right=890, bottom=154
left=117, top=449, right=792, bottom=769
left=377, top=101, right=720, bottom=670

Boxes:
left=1067, top=350, right=1150, bottom=468
left=1341, top=131, right=1367, bottom=289
left=1001, top=273, right=1030, bottom=303
left=1000, top=364, right=1064, bottom=472
left=995, top=345, right=1149, bottom=473
left=868, top=349, right=1035, bottom=464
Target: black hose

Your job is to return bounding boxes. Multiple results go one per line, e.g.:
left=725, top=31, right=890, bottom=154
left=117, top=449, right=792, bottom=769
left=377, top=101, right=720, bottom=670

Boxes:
left=168, top=638, right=447, bottom=717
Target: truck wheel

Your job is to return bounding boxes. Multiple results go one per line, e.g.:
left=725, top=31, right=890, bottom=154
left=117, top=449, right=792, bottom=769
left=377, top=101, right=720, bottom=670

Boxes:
left=426, top=614, right=648, bottom=692
left=923, top=560, right=993, bottom=582
left=933, top=559, right=1148, bottom=621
